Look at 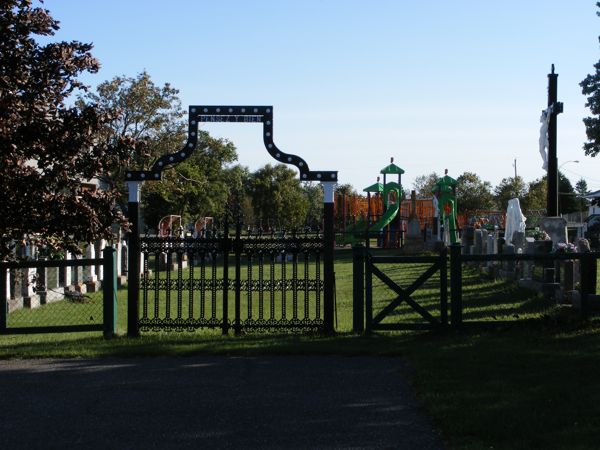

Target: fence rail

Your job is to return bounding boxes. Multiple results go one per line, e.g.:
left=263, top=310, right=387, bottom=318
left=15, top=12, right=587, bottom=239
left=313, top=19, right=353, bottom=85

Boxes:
left=0, top=248, right=117, bottom=338
left=353, top=245, right=600, bottom=332
left=448, top=244, right=599, bottom=326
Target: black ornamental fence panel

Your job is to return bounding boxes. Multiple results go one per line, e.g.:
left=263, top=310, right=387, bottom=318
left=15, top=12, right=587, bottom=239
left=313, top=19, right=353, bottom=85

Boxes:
left=138, top=227, right=326, bottom=334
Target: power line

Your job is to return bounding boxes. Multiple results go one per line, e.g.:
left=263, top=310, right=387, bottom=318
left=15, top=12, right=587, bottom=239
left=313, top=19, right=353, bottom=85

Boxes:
left=563, top=167, right=600, bottom=184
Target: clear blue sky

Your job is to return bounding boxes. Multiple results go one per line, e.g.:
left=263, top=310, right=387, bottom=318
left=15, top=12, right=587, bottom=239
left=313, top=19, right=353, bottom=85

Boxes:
left=45, top=0, right=600, bottom=193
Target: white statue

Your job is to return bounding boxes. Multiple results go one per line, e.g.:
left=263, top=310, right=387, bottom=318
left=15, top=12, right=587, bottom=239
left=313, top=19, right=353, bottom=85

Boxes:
left=505, top=198, right=527, bottom=245
left=538, top=106, right=552, bottom=171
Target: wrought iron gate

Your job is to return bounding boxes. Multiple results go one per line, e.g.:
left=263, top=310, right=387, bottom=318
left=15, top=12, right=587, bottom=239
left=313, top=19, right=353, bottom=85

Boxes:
left=139, top=223, right=325, bottom=334
left=126, top=104, right=337, bottom=336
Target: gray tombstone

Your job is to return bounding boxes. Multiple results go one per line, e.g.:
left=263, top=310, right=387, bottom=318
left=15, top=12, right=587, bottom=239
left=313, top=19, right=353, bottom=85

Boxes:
left=577, top=238, right=591, bottom=253
left=474, top=229, right=483, bottom=255
left=481, top=229, right=489, bottom=254
left=538, top=217, right=568, bottom=247
left=503, top=244, right=516, bottom=273
left=463, top=226, right=475, bottom=247
left=512, top=231, right=525, bottom=252
left=487, top=235, right=498, bottom=254
left=22, top=267, right=39, bottom=309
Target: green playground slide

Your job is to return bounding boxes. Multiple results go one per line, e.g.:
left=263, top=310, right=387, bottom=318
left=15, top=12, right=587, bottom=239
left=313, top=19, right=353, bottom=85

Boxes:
left=373, top=181, right=401, bottom=232
left=339, top=181, right=402, bottom=246
left=339, top=202, right=399, bottom=246
left=369, top=201, right=399, bottom=232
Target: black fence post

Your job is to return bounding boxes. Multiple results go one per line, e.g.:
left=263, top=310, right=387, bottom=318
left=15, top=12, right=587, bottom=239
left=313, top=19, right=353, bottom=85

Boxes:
left=450, top=243, right=463, bottom=328
left=222, top=214, right=230, bottom=335
left=580, top=253, right=597, bottom=320
left=352, top=244, right=365, bottom=334
left=127, top=181, right=142, bottom=337
left=234, top=215, right=242, bottom=336
left=365, top=255, right=373, bottom=334
left=0, top=263, right=6, bottom=333
left=322, top=182, right=335, bottom=334
left=102, top=247, right=117, bottom=339
left=440, top=246, right=449, bottom=326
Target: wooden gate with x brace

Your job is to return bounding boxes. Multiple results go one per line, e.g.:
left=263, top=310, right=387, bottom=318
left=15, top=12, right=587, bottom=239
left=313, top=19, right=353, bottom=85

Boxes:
left=353, top=248, right=448, bottom=332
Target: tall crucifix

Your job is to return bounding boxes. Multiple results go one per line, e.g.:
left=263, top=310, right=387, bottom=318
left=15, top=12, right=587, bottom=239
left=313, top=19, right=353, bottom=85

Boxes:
left=543, top=64, right=564, bottom=216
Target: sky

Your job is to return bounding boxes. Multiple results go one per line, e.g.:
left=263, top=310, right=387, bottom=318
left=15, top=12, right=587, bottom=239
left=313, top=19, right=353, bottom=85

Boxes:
left=43, top=0, right=600, bottom=193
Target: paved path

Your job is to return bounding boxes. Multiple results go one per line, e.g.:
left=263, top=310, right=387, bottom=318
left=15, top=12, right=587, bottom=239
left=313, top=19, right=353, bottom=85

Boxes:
left=0, top=356, right=444, bottom=449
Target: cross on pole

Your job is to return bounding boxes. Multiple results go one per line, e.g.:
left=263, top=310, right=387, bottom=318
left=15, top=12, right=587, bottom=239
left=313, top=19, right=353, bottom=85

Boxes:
left=546, top=64, right=564, bottom=216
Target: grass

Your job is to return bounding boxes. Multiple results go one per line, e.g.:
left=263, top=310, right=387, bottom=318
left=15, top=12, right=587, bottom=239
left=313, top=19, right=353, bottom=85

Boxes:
left=2, top=248, right=600, bottom=449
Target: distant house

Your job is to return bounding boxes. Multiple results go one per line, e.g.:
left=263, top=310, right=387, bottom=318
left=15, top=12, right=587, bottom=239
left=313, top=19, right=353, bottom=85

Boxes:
left=583, top=190, right=600, bottom=217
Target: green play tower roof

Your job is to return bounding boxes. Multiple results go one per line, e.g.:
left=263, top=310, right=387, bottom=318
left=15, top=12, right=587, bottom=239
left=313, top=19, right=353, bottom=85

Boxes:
left=363, top=178, right=384, bottom=193
left=380, top=157, right=405, bottom=175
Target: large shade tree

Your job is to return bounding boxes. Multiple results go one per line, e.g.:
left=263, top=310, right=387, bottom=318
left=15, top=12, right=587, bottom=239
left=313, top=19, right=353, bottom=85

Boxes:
left=514, top=172, right=578, bottom=214
left=80, top=72, right=242, bottom=227
left=580, top=2, right=600, bottom=157
left=455, top=172, right=495, bottom=213
left=575, top=178, right=590, bottom=212
left=412, top=172, right=440, bottom=199
left=141, top=134, right=239, bottom=228
left=248, top=164, right=309, bottom=229
left=79, top=72, right=186, bottom=191
left=0, top=0, right=135, bottom=259
left=494, top=176, right=528, bottom=211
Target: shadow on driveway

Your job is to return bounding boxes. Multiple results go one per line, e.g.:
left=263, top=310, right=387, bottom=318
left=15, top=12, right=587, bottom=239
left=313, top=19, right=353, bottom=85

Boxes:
left=0, top=356, right=444, bottom=449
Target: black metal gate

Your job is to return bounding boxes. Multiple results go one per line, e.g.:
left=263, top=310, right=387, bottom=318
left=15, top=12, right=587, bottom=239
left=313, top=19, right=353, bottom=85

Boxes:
left=126, top=104, right=337, bottom=336
left=139, top=222, right=325, bottom=334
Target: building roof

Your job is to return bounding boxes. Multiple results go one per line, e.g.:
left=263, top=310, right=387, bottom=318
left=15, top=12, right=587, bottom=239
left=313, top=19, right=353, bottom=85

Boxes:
left=583, top=189, right=600, bottom=199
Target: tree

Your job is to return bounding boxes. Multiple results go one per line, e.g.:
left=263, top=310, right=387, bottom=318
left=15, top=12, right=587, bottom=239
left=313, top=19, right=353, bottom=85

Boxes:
left=580, top=2, right=600, bottom=157
left=80, top=72, right=242, bottom=227
left=519, top=172, right=578, bottom=214
left=412, top=172, right=439, bottom=198
left=335, top=183, right=356, bottom=196
left=0, top=1, right=134, bottom=259
left=302, top=183, right=323, bottom=229
left=523, top=177, right=547, bottom=211
left=575, top=178, right=590, bottom=212
left=79, top=71, right=187, bottom=209
left=455, top=172, right=494, bottom=213
left=248, top=164, right=309, bottom=229
left=558, top=172, right=578, bottom=214
left=141, top=134, right=239, bottom=228
left=494, top=176, right=527, bottom=210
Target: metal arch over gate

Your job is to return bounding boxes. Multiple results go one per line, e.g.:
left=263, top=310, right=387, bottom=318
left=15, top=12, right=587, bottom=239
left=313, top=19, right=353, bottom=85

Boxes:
left=125, top=106, right=337, bottom=183
left=125, top=106, right=338, bottom=336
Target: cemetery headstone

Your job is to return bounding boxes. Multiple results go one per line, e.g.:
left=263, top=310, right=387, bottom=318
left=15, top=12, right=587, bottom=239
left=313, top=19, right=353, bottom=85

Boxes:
left=539, top=217, right=568, bottom=247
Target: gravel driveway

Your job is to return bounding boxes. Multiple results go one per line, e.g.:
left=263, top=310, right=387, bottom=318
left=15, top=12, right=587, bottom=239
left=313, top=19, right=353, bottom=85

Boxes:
left=0, top=356, right=444, bottom=449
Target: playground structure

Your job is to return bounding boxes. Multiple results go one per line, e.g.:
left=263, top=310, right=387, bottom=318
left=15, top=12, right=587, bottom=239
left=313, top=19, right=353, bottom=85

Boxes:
left=432, top=169, right=459, bottom=245
left=193, top=217, right=214, bottom=237
left=158, top=215, right=182, bottom=237
left=337, top=158, right=442, bottom=248
left=335, top=162, right=470, bottom=249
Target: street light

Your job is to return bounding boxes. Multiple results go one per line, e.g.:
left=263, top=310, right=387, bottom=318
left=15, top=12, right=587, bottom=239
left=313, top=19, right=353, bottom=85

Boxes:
left=559, top=160, right=579, bottom=170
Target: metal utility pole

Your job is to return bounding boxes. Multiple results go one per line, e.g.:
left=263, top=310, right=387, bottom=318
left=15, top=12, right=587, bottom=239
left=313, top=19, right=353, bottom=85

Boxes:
left=513, top=159, right=517, bottom=178
left=546, top=64, right=563, bottom=217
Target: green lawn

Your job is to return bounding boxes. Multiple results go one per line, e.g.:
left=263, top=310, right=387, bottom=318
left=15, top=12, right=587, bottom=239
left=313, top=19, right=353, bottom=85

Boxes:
left=1, top=248, right=600, bottom=449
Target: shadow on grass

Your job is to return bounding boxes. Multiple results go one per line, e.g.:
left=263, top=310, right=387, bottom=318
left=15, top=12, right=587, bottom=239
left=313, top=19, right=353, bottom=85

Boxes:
left=402, top=317, right=600, bottom=449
